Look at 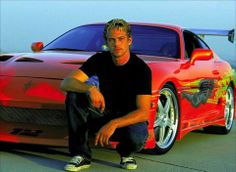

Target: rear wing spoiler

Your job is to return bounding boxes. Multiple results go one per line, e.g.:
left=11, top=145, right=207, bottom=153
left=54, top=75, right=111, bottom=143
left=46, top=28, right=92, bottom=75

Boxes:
left=189, top=29, right=234, bottom=43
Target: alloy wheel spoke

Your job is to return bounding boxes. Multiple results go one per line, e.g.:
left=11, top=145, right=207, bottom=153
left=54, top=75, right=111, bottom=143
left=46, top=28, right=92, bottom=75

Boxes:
left=163, top=129, right=172, bottom=145
left=165, top=118, right=173, bottom=128
left=154, top=99, right=167, bottom=127
left=163, top=96, right=171, bottom=113
left=158, top=100, right=164, bottom=115
left=159, top=126, right=166, bottom=144
left=154, top=117, right=162, bottom=127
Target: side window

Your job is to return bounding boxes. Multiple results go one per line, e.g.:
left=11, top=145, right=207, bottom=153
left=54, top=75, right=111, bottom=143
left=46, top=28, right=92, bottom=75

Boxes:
left=183, top=31, right=195, bottom=59
left=197, top=37, right=210, bottom=49
left=183, top=31, right=209, bottom=59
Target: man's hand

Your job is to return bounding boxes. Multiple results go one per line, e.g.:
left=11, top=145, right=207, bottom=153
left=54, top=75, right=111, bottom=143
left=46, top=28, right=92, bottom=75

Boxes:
left=95, top=121, right=117, bottom=147
left=88, top=86, right=105, bottom=112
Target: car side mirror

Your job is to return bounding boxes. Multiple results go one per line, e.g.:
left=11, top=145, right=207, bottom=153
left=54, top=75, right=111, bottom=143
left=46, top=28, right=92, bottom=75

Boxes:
left=31, top=42, right=44, bottom=52
left=190, top=49, right=213, bottom=65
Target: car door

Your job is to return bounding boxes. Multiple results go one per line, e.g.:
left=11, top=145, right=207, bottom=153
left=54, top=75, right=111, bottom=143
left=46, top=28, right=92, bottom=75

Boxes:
left=180, top=31, right=220, bottom=125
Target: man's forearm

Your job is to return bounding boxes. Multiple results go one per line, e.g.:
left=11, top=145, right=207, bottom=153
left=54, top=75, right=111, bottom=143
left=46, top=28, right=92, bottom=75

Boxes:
left=110, top=109, right=149, bottom=129
left=110, top=95, right=151, bottom=129
left=60, top=77, right=93, bottom=93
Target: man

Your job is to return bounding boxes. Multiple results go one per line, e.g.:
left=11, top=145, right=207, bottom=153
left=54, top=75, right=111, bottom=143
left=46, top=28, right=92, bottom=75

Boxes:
left=61, top=19, right=151, bottom=171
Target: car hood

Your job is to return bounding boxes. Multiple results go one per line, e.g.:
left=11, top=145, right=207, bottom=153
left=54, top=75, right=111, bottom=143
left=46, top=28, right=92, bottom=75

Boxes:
left=0, top=51, right=178, bottom=79
left=0, top=51, right=96, bottom=79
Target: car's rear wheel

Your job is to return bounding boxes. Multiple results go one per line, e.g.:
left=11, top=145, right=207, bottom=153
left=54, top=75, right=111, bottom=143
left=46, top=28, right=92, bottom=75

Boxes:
left=204, top=86, right=234, bottom=134
left=223, top=86, right=235, bottom=133
left=150, top=84, right=179, bottom=154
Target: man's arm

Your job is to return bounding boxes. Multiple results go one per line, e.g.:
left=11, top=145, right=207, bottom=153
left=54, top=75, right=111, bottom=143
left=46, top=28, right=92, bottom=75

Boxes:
left=95, top=94, right=151, bottom=146
left=60, top=69, right=105, bottom=112
left=60, top=69, right=90, bottom=92
left=111, top=95, right=151, bottom=127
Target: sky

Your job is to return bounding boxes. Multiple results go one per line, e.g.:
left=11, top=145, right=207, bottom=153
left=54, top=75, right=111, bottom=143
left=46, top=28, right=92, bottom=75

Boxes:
left=0, top=0, right=235, bottom=63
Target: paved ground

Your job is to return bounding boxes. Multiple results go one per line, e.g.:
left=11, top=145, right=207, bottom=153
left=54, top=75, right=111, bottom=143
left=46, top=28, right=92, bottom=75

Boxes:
left=0, top=123, right=236, bottom=172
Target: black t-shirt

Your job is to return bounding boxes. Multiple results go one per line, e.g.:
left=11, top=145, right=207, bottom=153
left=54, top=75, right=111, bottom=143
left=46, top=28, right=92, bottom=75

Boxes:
left=80, top=51, right=151, bottom=115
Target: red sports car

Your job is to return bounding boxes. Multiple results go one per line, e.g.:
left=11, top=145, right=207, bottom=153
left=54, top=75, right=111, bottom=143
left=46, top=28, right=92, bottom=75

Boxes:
left=0, top=23, right=235, bottom=154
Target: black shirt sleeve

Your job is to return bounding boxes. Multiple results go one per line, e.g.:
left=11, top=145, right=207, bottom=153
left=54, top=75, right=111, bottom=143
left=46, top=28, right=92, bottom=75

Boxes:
left=130, top=54, right=152, bottom=96
left=135, top=62, right=152, bottom=95
left=79, top=53, right=100, bottom=77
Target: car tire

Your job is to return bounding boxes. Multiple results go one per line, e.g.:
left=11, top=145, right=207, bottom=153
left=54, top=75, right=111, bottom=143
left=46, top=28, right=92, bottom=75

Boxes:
left=204, top=85, right=234, bottom=134
left=148, top=83, right=180, bottom=154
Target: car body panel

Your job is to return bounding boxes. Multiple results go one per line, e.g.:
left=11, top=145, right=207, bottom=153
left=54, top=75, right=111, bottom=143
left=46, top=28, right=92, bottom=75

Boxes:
left=0, top=23, right=235, bottom=150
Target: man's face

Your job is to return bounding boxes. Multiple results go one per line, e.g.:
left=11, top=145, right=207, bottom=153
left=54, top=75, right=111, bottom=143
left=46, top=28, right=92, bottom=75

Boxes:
left=106, top=28, right=132, bottom=58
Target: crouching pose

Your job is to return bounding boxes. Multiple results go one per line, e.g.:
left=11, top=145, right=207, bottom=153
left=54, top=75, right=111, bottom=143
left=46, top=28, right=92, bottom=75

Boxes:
left=60, top=18, right=151, bottom=171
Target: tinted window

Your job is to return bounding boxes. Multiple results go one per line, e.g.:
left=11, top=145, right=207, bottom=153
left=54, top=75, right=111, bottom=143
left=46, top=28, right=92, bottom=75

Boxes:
left=43, top=25, right=105, bottom=52
left=131, top=26, right=180, bottom=58
left=44, top=24, right=180, bottom=58
left=197, top=37, right=210, bottom=49
left=184, top=31, right=210, bottom=59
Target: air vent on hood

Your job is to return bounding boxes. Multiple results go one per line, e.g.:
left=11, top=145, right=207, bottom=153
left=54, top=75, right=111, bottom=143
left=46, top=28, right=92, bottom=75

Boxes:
left=15, top=57, right=43, bottom=62
left=0, top=55, right=14, bottom=61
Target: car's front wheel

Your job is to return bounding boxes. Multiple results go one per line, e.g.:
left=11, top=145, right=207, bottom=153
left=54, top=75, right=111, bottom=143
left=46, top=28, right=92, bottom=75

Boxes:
left=150, top=84, right=179, bottom=154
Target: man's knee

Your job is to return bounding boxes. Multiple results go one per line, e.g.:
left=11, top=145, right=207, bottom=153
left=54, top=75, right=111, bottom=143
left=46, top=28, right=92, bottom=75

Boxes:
left=129, top=133, right=147, bottom=149
left=126, top=123, right=148, bottom=149
left=66, top=92, right=78, bottom=102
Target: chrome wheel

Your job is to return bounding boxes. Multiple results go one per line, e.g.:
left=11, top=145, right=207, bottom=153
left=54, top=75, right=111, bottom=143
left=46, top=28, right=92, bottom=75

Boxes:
left=153, top=84, right=179, bottom=153
left=224, top=86, right=234, bottom=131
left=203, top=86, right=234, bottom=134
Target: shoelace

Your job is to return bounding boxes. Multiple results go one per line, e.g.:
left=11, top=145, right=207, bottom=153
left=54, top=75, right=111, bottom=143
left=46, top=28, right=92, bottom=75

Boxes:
left=121, top=157, right=135, bottom=163
left=70, top=156, right=83, bottom=164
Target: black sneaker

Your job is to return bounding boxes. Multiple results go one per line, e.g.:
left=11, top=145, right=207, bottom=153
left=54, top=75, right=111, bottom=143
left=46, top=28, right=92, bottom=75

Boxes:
left=120, top=157, right=137, bottom=170
left=64, top=155, right=91, bottom=172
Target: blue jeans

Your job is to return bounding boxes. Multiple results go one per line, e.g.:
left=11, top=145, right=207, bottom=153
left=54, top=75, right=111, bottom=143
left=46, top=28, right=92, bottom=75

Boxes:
left=65, top=92, right=148, bottom=159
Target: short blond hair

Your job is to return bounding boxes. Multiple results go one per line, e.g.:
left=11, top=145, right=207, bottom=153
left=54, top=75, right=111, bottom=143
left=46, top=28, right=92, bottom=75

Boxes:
left=103, top=19, right=132, bottom=42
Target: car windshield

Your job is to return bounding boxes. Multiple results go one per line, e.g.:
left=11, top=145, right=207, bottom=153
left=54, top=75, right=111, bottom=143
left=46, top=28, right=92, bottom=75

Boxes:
left=43, top=24, right=180, bottom=58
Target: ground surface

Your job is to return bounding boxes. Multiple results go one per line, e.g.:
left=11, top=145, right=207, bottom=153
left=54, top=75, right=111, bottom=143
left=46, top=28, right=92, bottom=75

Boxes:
left=0, top=123, right=235, bottom=172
